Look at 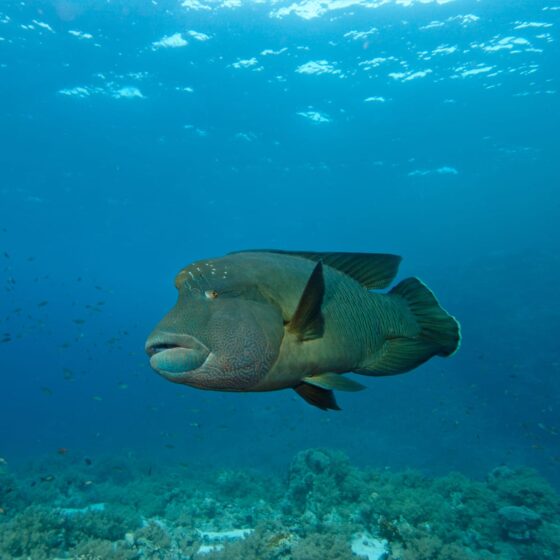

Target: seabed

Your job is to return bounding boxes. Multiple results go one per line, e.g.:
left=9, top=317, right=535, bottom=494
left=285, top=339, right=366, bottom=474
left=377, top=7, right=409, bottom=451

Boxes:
left=1, top=448, right=559, bottom=559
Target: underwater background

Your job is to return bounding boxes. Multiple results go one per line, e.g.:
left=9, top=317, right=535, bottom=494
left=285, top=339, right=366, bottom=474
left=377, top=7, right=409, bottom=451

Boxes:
left=1, top=0, right=559, bottom=558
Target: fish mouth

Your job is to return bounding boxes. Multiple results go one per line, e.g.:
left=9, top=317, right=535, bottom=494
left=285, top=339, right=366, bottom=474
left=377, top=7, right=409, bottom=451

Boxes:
left=145, top=332, right=210, bottom=381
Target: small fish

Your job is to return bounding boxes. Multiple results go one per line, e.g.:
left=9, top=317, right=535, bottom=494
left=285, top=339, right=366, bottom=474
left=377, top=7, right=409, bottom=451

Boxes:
left=37, top=301, right=48, bottom=307
left=84, top=458, right=92, bottom=466
left=73, top=319, right=85, bottom=325
left=538, top=423, right=558, bottom=436
left=117, top=382, right=128, bottom=389
left=41, top=387, right=53, bottom=396
left=63, top=368, right=74, bottom=381
left=92, top=395, right=103, bottom=401
left=164, top=443, right=175, bottom=449
left=40, top=475, right=55, bottom=482
left=57, top=447, right=68, bottom=455
left=0, top=457, right=7, bottom=465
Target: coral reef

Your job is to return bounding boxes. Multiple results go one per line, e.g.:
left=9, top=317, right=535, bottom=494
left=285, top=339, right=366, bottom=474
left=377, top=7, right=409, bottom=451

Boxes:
left=0, top=448, right=559, bottom=559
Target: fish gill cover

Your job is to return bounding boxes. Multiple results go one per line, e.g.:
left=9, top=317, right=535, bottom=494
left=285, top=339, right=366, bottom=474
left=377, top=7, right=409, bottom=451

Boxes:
left=0, top=0, right=559, bottom=558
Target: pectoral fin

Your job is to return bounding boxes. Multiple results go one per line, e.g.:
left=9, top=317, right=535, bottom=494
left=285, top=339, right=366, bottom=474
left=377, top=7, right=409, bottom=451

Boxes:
left=303, top=372, right=365, bottom=392
left=288, top=261, right=325, bottom=341
left=293, top=382, right=340, bottom=411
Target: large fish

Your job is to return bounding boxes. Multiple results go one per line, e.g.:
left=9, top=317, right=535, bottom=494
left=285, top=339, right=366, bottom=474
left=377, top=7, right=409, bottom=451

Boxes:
left=145, top=250, right=461, bottom=410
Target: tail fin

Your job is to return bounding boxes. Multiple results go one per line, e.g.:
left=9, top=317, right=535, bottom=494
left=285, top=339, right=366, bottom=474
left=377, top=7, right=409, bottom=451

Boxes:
left=392, top=277, right=461, bottom=357
left=361, top=277, right=461, bottom=376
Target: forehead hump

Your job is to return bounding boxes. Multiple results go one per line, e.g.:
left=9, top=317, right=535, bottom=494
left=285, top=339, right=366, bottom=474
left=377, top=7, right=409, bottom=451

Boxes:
left=174, top=259, right=231, bottom=289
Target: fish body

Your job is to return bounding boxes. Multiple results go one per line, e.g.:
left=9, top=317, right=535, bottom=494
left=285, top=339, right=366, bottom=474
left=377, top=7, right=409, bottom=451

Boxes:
left=146, top=250, right=461, bottom=410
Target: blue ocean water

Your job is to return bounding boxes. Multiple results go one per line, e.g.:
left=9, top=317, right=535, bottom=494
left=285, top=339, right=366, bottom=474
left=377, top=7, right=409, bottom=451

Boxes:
left=1, top=0, right=559, bottom=519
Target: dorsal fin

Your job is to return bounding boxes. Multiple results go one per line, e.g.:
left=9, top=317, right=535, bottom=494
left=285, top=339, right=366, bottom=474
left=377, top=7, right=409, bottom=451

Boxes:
left=294, top=382, right=340, bottom=411
left=288, top=261, right=325, bottom=341
left=231, top=250, right=402, bottom=289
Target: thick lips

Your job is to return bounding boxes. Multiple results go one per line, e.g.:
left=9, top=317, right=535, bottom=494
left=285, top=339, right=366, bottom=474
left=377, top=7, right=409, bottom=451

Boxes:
left=145, top=332, right=210, bottom=380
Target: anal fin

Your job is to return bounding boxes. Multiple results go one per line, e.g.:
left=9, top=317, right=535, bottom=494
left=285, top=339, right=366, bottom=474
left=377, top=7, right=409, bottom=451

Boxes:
left=303, top=372, right=365, bottom=392
left=293, top=382, right=340, bottom=411
left=360, top=338, right=438, bottom=376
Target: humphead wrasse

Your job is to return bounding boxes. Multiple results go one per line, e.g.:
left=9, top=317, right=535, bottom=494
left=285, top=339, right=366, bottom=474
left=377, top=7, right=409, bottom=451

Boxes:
left=145, top=250, right=461, bottom=410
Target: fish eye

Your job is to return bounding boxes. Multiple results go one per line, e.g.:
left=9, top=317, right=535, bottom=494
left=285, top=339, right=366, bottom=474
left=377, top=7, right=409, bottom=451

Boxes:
left=205, top=290, right=219, bottom=300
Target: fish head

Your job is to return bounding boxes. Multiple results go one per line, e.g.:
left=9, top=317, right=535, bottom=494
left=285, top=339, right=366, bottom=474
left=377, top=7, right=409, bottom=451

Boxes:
left=145, top=259, right=284, bottom=391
